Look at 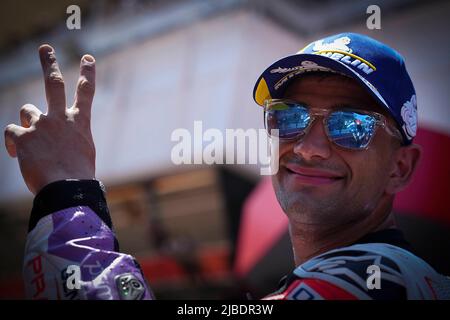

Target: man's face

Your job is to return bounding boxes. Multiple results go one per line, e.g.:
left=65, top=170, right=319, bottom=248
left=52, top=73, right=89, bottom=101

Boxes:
left=272, top=74, right=400, bottom=227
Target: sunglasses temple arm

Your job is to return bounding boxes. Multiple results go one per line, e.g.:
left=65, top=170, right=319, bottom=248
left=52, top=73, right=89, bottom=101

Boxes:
left=383, top=122, right=404, bottom=142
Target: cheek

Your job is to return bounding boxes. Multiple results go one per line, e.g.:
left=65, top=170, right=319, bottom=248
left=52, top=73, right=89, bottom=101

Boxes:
left=273, top=142, right=293, bottom=190
left=275, top=141, right=294, bottom=177
left=278, top=141, right=293, bottom=158
left=346, top=150, right=391, bottom=196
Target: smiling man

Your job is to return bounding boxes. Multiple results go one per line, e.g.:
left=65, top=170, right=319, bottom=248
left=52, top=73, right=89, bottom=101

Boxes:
left=271, top=74, right=407, bottom=261
left=253, top=33, right=449, bottom=299
left=4, top=32, right=449, bottom=300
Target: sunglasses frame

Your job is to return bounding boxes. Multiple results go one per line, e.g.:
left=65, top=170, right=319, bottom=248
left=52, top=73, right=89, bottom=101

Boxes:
left=263, top=99, right=403, bottom=150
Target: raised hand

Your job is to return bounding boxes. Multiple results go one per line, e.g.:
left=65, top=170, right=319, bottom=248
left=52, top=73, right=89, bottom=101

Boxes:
left=4, top=45, right=97, bottom=195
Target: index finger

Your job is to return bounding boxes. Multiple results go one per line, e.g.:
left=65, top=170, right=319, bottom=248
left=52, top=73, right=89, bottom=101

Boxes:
left=39, top=44, right=67, bottom=117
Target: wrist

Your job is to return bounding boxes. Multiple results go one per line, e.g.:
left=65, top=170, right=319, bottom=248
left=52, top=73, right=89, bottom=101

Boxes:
left=29, top=179, right=111, bottom=232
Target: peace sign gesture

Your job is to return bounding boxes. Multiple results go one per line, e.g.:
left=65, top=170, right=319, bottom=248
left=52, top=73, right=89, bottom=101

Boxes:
left=4, top=45, right=97, bottom=195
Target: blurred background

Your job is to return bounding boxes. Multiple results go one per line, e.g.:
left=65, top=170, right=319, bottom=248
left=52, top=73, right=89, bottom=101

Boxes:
left=0, top=0, right=449, bottom=299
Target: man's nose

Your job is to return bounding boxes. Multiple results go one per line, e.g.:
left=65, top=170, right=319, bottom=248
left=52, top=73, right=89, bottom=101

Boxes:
left=293, top=119, right=332, bottom=161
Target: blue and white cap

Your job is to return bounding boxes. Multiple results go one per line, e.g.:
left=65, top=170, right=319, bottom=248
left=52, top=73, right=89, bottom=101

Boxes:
left=253, top=32, right=417, bottom=144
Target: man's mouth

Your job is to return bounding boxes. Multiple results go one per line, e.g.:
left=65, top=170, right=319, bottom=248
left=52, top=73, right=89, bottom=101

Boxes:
left=284, top=163, right=344, bottom=186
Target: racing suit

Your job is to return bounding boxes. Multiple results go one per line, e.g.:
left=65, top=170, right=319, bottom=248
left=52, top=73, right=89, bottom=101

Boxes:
left=23, top=179, right=450, bottom=300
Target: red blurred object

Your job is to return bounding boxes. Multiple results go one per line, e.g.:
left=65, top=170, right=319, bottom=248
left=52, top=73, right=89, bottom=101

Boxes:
left=139, top=245, right=230, bottom=284
left=234, top=178, right=287, bottom=278
left=0, top=275, right=24, bottom=299
left=394, top=127, right=450, bottom=224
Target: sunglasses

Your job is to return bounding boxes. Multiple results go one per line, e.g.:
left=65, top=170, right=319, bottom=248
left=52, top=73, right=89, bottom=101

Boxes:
left=264, top=99, right=403, bottom=150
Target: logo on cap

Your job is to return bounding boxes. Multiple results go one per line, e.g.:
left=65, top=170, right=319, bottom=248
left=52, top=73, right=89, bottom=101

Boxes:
left=308, top=36, right=376, bottom=75
left=401, top=94, right=417, bottom=140
left=312, top=36, right=353, bottom=53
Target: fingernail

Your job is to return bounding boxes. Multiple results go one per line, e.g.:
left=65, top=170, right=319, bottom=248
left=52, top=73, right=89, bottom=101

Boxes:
left=82, top=55, right=95, bottom=64
left=40, top=45, right=55, bottom=59
left=40, top=44, right=54, bottom=53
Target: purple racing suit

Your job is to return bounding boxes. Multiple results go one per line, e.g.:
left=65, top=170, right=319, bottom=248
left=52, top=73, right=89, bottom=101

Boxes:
left=23, top=179, right=153, bottom=300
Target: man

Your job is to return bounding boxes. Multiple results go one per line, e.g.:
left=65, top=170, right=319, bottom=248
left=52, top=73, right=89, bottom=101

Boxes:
left=253, top=33, right=449, bottom=300
left=4, top=33, right=449, bottom=299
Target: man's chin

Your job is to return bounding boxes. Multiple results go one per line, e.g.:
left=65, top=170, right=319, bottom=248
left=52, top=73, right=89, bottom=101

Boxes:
left=278, top=189, right=344, bottom=215
left=282, top=199, right=346, bottom=226
left=281, top=183, right=343, bottom=201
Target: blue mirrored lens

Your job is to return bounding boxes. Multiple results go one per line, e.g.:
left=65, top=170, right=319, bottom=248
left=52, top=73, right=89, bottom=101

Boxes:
left=327, top=111, right=376, bottom=149
left=266, top=103, right=310, bottom=139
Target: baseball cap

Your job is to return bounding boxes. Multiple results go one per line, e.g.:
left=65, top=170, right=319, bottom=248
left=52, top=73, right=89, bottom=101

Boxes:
left=253, top=32, right=417, bottom=144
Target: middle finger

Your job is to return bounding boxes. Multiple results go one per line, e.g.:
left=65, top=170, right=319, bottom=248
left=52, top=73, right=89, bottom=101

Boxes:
left=39, top=45, right=67, bottom=117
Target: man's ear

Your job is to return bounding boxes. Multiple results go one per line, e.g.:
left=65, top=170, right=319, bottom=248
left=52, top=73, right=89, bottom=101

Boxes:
left=386, top=143, right=422, bottom=194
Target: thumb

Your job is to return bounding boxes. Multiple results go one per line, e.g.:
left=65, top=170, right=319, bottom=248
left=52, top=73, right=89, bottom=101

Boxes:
left=4, top=124, right=26, bottom=158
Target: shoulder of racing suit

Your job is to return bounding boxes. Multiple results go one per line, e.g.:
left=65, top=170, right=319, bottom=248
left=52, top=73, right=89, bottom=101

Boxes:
left=264, top=242, right=450, bottom=300
left=23, top=179, right=154, bottom=300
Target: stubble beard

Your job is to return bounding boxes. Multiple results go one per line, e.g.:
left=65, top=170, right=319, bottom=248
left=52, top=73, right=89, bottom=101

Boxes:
left=273, top=178, right=371, bottom=228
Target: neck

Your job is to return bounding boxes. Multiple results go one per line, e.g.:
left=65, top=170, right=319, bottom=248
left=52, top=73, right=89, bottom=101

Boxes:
left=289, top=200, right=396, bottom=266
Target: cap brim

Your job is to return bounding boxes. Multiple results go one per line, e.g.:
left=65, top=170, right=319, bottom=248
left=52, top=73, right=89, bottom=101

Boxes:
left=253, top=53, right=391, bottom=115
